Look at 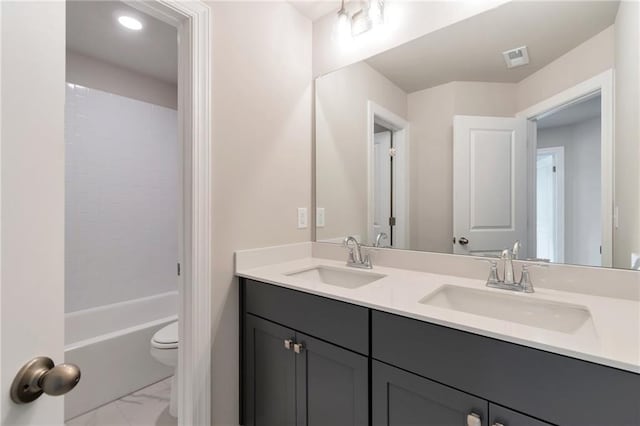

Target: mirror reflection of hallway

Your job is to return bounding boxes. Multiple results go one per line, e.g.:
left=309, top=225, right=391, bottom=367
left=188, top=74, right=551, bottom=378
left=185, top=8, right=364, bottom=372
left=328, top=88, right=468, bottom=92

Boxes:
left=535, top=95, right=602, bottom=267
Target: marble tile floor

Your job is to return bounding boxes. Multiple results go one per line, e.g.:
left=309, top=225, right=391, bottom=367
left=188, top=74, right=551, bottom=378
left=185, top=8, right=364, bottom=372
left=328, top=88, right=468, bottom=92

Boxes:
left=66, top=377, right=176, bottom=426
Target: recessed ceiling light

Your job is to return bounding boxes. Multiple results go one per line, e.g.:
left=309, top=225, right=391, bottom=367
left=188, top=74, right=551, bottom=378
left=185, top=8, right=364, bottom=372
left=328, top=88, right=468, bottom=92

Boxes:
left=118, top=15, right=143, bottom=31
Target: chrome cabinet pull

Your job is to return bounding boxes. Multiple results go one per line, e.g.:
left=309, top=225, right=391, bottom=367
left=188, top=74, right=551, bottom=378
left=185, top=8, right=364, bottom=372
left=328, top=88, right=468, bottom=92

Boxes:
left=284, top=339, right=293, bottom=350
left=466, top=412, right=482, bottom=426
left=11, top=357, right=81, bottom=404
left=293, top=343, right=304, bottom=354
left=459, top=237, right=470, bottom=245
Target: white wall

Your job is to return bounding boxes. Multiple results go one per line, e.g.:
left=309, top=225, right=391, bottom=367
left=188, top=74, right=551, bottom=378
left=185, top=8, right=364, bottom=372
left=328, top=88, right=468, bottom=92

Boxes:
left=316, top=61, right=407, bottom=243
left=312, top=0, right=509, bottom=77
left=516, top=26, right=614, bottom=112
left=66, top=50, right=177, bottom=110
left=614, top=1, right=640, bottom=269
left=65, top=85, right=178, bottom=313
left=538, top=118, right=602, bottom=267
left=209, top=3, right=312, bottom=424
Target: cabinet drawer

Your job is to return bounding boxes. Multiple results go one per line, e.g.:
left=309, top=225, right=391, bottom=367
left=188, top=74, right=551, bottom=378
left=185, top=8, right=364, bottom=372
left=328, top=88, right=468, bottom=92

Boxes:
left=372, top=310, right=640, bottom=426
left=243, top=279, right=369, bottom=354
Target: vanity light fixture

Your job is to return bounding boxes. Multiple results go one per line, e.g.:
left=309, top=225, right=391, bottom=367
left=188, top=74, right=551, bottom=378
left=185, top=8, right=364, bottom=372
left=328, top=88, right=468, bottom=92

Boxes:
left=334, top=0, right=385, bottom=40
left=334, top=0, right=352, bottom=42
left=351, top=9, right=373, bottom=37
left=117, top=15, right=143, bottom=31
left=367, top=0, right=384, bottom=25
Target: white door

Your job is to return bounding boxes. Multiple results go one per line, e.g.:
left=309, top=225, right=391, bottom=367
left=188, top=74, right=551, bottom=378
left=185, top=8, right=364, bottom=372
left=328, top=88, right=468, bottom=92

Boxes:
left=453, top=115, right=528, bottom=257
left=1, top=2, right=68, bottom=424
left=373, top=132, right=392, bottom=244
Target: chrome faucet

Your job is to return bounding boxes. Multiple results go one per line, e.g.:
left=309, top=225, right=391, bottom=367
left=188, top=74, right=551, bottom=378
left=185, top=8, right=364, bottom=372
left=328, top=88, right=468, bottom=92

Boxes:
left=375, top=232, right=389, bottom=248
left=501, top=240, right=520, bottom=285
left=479, top=241, right=545, bottom=293
left=343, top=236, right=372, bottom=269
left=499, top=249, right=516, bottom=285
left=512, top=240, right=521, bottom=259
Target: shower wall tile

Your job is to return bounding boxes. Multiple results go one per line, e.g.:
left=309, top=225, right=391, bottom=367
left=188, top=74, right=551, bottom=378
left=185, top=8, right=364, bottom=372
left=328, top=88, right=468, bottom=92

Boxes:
left=65, top=84, right=178, bottom=313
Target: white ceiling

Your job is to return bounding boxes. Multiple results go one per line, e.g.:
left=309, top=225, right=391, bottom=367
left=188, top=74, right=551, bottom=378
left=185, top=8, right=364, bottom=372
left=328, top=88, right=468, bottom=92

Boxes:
left=365, top=1, right=619, bottom=93
left=537, top=95, right=601, bottom=129
left=289, top=1, right=341, bottom=21
left=67, top=1, right=178, bottom=85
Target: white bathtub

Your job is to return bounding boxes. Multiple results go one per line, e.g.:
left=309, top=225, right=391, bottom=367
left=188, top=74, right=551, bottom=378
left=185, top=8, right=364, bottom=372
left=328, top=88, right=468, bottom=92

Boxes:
left=64, top=291, right=178, bottom=420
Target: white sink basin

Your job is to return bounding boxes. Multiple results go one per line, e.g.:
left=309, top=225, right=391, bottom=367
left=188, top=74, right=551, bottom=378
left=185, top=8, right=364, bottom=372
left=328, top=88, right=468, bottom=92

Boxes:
left=420, top=285, right=592, bottom=333
left=285, top=266, right=386, bottom=289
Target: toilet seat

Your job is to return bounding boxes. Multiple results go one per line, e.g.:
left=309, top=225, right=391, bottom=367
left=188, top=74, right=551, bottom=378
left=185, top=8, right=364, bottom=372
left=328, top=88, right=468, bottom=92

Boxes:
left=149, top=320, right=179, bottom=417
left=152, top=321, right=178, bottom=349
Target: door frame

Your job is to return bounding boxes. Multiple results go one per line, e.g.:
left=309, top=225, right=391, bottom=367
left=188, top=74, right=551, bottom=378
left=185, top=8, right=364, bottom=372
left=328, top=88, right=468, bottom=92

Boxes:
left=367, top=101, right=410, bottom=248
left=516, top=69, right=614, bottom=267
left=124, top=2, right=212, bottom=425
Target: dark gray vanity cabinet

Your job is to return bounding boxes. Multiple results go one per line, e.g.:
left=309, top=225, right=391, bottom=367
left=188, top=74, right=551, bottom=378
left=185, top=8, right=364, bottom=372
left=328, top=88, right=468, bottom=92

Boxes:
left=372, top=310, right=640, bottom=426
left=371, top=362, right=552, bottom=426
left=296, top=333, right=369, bottom=426
left=243, top=314, right=297, bottom=426
left=489, top=405, right=553, bottom=426
left=372, top=360, right=488, bottom=426
left=242, top=280, right=369, bottom=426
left=240, top=279, right=640, bottom=426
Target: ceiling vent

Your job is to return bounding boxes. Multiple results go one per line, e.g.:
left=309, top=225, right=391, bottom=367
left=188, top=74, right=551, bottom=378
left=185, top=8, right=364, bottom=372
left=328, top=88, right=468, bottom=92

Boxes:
left=502, top=46, right=530, bottom=69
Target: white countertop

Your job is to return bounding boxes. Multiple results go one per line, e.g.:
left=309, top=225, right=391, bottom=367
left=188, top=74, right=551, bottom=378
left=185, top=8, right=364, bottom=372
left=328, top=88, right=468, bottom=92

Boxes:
left=236, top=254, right=640, bottom=374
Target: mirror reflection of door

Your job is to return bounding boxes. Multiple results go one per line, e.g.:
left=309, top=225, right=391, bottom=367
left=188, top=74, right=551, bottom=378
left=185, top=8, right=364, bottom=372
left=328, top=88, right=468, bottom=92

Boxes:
left=369, top=106, right=409, bottom=250
left=373, top=126, right=393, bottom=246
left=452, top=115, right=528, bottom=257
left=452, top=96, right=604, bottom=266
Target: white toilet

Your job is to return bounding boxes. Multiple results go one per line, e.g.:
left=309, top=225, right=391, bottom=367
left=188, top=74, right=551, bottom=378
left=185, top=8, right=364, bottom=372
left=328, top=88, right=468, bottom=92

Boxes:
left=150, top=321, right=179, bottom=417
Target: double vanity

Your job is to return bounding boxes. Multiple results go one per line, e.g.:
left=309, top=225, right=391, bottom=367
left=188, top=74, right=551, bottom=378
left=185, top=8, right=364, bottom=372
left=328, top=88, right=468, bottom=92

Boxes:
left=236, top=242, right=640, bottom=426
left=237, top=2, right=640, bottom=424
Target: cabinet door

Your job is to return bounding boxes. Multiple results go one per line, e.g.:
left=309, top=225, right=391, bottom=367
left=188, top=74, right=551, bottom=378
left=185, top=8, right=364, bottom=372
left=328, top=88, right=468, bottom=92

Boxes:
left=244, top=315, right=297, bottom=426
left=296, top=333, right=369, bottom=426
left=373, top=360, right=488, bottom=426
left=489, top=404, right=552, bottom=426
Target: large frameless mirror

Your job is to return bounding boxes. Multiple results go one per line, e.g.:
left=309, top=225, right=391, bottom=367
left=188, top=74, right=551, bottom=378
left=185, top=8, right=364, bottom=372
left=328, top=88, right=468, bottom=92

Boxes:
left=315, top=1, right=640, bottom=270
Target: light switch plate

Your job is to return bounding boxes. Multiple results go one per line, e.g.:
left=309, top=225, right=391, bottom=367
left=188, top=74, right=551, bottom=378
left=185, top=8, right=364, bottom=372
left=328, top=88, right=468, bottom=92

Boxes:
left=316, top=208, right=325, bottom=227
left=297, top=207, right=308, bottom=229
